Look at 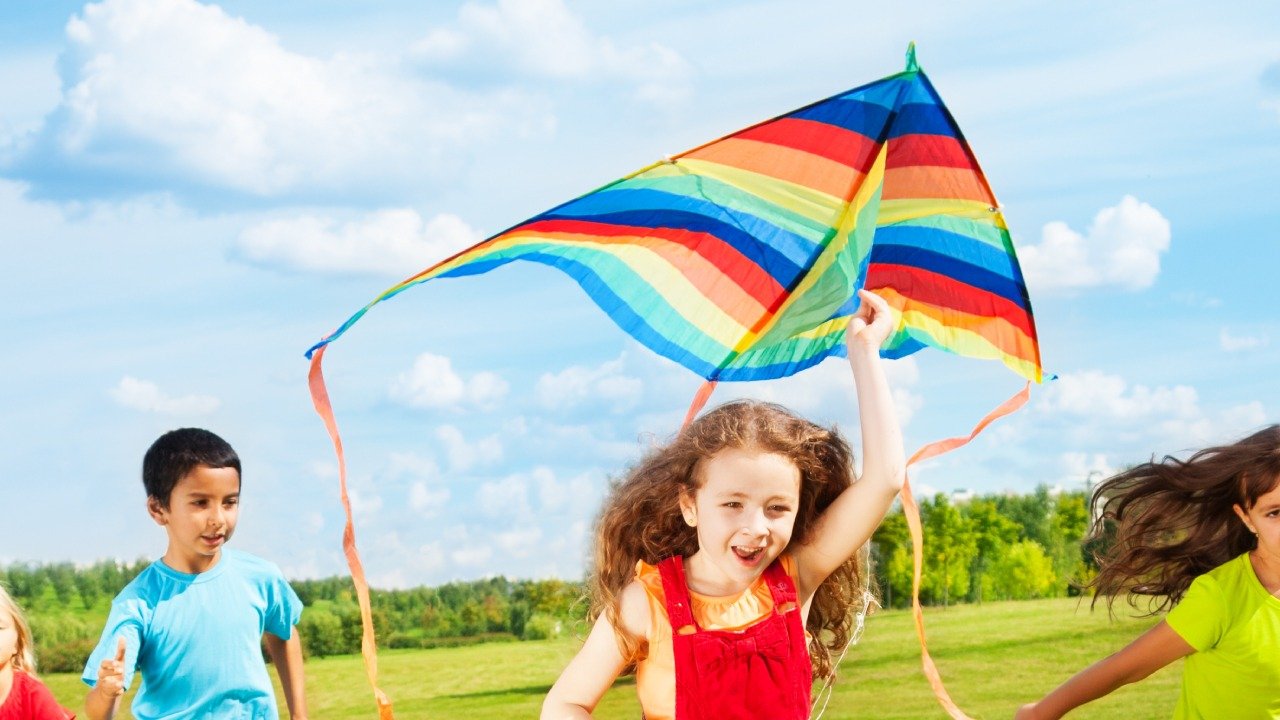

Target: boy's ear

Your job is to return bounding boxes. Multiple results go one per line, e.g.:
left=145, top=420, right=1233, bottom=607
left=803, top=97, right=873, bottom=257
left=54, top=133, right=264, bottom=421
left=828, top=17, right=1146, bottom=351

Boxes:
left=147, top=496, right=169, bottom=526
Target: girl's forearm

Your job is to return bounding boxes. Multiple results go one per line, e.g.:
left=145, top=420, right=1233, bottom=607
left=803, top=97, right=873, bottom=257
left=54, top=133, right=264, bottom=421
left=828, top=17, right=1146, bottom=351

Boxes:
left=848, top=345, right=905, bottom=493
left=1029, top=654, right=1141, bottom=719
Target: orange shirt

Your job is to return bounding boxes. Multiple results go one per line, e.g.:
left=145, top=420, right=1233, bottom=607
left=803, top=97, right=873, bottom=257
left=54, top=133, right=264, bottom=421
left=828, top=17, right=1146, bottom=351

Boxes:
left=633, top=554, right=800, bottom=720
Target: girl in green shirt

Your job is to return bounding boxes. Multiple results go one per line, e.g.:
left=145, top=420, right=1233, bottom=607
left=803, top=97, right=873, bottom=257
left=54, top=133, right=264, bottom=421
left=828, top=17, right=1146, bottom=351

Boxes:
left=1016, top=424, right=1280, bottom=720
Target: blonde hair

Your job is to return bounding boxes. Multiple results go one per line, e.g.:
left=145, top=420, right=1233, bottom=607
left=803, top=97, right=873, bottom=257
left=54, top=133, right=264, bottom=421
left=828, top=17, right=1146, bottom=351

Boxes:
left=590, top=399, right=870, bottom=681
left=0, top=584, right=38, bottom=675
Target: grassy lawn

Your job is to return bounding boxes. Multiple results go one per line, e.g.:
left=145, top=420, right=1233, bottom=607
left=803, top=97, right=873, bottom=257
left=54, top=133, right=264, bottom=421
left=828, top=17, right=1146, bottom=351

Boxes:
left=41, top=597, right=1180, bottom=719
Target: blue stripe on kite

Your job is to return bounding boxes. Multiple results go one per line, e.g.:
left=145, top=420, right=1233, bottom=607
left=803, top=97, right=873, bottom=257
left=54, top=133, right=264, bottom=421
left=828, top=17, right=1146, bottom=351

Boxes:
left=535, top=206, right=807, bottom=288
left=551, top=186, right=818, bottom=267
left=837, top=77, right=904, bottom=109
left=887, top=103, right=957, bottom=139
left=716, top=337, right=847, bottom=382
left=439, top=249, right=725, bottom=378
left=873, top=225, right=1019, bottom=281
left=787, top=99, right=893, bottom=141
left=868, top=244, right=1030, bottom=311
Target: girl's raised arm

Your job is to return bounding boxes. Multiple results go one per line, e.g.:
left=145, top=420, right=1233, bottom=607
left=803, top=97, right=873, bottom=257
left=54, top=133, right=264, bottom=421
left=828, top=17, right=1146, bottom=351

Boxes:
left=794, top=289, right=906, bottom=598
left=1014, top=620, right=1194, bottom=719
left=541, top=582, right=649, bottom=719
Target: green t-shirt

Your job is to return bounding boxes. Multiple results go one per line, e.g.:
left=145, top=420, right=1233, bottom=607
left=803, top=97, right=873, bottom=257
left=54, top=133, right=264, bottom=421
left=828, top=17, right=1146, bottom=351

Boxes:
left=1165, top=552, right=1280, bottom=719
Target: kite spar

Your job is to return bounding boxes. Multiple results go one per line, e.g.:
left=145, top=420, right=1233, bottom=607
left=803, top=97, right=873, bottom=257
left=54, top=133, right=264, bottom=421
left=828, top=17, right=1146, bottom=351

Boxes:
left=308, top=43, right=1042, bottom=719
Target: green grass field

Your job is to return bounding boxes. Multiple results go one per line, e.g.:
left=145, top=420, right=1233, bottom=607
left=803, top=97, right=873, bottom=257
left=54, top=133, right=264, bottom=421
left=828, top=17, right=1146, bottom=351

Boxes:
left=41, top=597, right=1180, bottom=719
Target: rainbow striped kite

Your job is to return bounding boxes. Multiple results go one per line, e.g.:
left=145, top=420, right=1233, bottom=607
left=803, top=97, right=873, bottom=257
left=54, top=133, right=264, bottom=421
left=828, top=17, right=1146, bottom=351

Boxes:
left=306, top=45, right=1042, bottom=720
left=307, top=44, right=1041, bottom=385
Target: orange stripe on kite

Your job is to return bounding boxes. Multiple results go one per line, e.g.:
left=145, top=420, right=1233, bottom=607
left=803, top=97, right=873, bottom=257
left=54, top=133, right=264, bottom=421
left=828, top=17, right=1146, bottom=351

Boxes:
left=882, top=165, right=994, bottom=203
left=685, top=137, right=863, bottom=200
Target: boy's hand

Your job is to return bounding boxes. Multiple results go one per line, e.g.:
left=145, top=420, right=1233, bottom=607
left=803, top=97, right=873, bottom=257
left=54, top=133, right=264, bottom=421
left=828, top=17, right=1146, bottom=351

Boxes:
left=846, top=289, right=894, bottom=352
left=96, top=637, right=128, bottom=697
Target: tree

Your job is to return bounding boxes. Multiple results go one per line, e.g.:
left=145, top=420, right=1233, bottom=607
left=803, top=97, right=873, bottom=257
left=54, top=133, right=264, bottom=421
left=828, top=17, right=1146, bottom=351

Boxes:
left=984, top=540, right=1057, bottom=600
left=922, top=494, right=977, bottom=607
left=961, top=498, right=1021, bottom=603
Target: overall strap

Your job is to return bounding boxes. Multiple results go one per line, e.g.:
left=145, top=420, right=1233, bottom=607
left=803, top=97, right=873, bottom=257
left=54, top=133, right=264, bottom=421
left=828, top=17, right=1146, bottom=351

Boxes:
left=761, top=558, right=798, bottom=609
left=656, top=555, right=698, bottom=632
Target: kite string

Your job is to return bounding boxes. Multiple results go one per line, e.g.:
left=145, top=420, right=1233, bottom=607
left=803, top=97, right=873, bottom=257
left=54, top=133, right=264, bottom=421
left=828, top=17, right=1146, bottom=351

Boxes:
left=900, top=381, right=1031, bottom=720
left=308, top=346, right=396, bottom=720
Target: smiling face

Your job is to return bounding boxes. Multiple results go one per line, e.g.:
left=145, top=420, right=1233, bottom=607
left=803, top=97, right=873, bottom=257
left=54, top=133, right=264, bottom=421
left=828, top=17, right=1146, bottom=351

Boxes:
left=679, top=447, right=802, bottom=595
left=1234, top=477, right=1280, bottom=560
left=149, top=464, right=241, bottom=574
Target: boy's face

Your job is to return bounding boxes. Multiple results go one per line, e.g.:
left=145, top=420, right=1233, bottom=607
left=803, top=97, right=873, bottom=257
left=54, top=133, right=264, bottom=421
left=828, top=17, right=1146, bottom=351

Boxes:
left=149, top=464, right=241, bottom=574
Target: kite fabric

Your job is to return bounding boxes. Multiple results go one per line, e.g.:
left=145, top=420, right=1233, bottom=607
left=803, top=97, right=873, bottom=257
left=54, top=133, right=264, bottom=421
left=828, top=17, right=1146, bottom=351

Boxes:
left=307, top=44, right=1042, bottom=719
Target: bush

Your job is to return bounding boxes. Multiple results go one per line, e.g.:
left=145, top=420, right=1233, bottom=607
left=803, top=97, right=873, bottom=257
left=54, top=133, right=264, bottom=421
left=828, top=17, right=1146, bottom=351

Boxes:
left=39, top=637, right=97, bottom=674
left=521, top=614, right=562, bottom=641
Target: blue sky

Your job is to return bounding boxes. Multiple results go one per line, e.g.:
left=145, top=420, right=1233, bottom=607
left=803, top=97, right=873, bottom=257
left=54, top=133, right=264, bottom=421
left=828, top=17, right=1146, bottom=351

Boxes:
left=2, top=0, right=1276, bottom=588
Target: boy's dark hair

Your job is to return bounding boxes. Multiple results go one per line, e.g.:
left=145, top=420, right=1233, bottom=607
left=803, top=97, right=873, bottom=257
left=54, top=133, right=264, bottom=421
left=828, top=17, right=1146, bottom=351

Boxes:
left=143, top=428, right=241, bottom=506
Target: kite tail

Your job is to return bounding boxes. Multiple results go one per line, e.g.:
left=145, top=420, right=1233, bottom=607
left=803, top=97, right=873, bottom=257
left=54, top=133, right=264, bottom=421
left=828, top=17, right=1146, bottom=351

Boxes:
left=901, top=381, right=1030, bottom=720
left=681, top=380, right=718, bottom=430
left=308, top=346, right=396, bottom=720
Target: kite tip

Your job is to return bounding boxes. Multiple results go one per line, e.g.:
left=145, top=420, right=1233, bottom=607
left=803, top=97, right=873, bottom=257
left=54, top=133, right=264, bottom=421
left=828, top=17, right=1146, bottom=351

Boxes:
left=905, top=41, right=919, bottom=72
left=305, top=340, right=327, bottom=360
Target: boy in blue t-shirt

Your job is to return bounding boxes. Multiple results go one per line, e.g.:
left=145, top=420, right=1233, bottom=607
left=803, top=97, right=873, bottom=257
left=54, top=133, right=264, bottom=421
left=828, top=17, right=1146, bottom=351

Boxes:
left=82, top=428, right=307, bottom=720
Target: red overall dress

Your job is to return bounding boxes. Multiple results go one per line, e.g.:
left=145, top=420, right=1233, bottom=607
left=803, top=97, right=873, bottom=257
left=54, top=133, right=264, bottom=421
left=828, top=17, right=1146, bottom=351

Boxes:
left=656, top=555, right=812, bottom=720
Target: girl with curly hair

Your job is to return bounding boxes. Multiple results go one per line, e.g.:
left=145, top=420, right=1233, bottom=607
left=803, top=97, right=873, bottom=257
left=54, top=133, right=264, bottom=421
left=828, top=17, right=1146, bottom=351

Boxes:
left=541, top=290, right=905, bottom=720
left=0, top=584, right=75, bottom=719
left=1016, top=424, right=1280, bottom=719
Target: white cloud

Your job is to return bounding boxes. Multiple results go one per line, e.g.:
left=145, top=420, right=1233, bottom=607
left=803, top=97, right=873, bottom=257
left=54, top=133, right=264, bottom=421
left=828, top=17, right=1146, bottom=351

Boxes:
left=1219, top=328, right=1268, bottom=352
left=15, top=0, right=546, bottom=199
left=237, top=210, right=480, bottom=277
left=493, top=526, right=542, bottom=557
left=451, top=545, right=493, bottom=567
left=1039, top=370, right=1199, bottom=422
left=408, top=482, right=451, bottom=517
left=390, top=352, right=509, bottom=411
left=1058, top=452, right=1116, bottom=487
left=347, top=488, right=382, bottom=518
left=477, top=473, right=530, bottom=517
left=1037, top=370, right=1270, bottom=449
left=1019, top=196, right=1171, bottom=293
left=413, top=0, right=692, bottom=104
left=436, top=425, right=504, bottom=472
left=536, top=355, right=642, bottom=413
left=109, top=376, right=219, bottom=415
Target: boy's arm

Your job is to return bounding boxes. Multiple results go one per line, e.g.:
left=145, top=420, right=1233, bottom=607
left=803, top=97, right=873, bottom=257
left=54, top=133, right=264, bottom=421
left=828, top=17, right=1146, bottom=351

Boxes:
left=84, top=638, right=127, bottom=720
left=264, top=631, right=308, bottom=720
left=794, top=289, right=906, bottom=597
left=1013, top=621, right=1194, bottom=719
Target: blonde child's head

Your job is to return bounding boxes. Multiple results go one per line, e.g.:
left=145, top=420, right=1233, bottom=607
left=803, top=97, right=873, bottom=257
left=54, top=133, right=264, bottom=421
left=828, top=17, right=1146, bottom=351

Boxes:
left=590, top=399, right=868, bottom=679
left=0, top=583, right=38, bottom=675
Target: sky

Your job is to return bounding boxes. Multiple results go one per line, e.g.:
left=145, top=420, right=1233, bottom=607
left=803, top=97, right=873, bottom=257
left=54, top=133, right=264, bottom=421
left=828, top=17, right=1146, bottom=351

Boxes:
left=2, top=0, right=1277, bottom=589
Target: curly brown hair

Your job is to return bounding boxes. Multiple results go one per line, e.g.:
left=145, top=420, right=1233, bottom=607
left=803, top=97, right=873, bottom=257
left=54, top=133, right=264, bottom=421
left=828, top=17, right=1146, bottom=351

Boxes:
left=588, top=399, right=871, bottom=681
left=1086, top=424, right=1280, bottom=614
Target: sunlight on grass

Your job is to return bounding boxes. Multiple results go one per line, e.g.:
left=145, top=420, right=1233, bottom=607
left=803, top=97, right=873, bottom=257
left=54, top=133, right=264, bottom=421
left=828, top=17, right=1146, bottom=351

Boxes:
left=42, top=597, right=1180, bottom=719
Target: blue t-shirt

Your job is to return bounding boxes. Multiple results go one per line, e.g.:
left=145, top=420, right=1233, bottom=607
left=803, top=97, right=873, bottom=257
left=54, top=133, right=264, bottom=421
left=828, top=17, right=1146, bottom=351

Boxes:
left=82, top=548, right=303, bottom=720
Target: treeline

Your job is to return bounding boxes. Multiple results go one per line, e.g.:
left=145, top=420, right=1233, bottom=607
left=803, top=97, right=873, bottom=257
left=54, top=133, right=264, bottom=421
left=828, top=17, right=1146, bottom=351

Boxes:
left=6, top=485, right=1096, bottom=672
left=2, top=561, right=584, bottom=672
left=871, top=486, right=1094, bottom=608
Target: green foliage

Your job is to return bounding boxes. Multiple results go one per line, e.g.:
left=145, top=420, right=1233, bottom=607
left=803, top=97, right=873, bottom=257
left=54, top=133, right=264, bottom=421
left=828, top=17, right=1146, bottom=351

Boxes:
left=873, top=485, right=1095, bottom=609
left=984, top=540, right=1058, bottom=600
left=520, top=614, right=562, bottom=641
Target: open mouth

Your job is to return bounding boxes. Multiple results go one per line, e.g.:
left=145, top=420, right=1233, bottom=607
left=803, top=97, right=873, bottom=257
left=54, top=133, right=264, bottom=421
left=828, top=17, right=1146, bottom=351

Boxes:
left=732, top=546, right=765, bottom=564
left=201, top=535, right=225, bottom=546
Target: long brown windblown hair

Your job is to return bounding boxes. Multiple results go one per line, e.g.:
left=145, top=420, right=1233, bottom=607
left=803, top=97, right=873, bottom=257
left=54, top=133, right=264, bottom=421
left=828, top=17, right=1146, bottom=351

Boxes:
left=588, top=399, right=870, bottom=681
left=1086, top=424, right=1280, bottom=614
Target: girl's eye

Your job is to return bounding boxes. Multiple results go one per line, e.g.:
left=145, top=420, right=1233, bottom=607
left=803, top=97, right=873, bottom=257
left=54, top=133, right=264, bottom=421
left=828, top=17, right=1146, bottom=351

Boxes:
left=770, top=505, right=791, bottom=513
left=723, top=502, right=742, bottom=509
